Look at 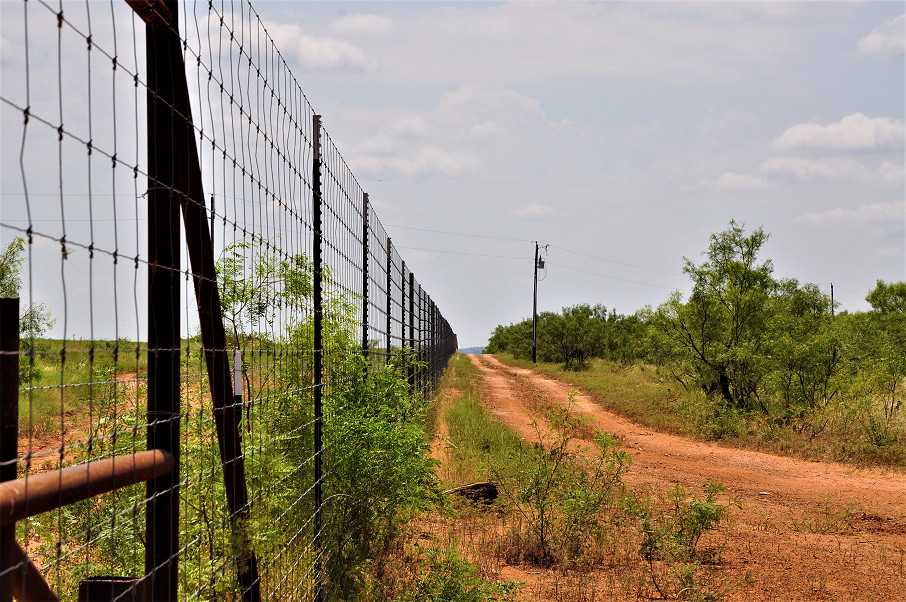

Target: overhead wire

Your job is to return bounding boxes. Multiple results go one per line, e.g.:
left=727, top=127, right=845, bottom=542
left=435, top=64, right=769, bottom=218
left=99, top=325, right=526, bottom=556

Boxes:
left=384, top=222, right=683, bottom=278
left=546, top=261, right=686, bottom=290
left=395, top=245, right=525, bottom=260
left=386, top=223, right=531, bottom=243
left=395, top=242, right=683, bottom=291
left=549, top=244, right=683, bottom=277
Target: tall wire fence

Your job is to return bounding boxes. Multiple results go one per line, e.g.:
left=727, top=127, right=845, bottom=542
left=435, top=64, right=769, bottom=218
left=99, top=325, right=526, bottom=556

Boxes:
left=0, top=1, right=457, bottom=600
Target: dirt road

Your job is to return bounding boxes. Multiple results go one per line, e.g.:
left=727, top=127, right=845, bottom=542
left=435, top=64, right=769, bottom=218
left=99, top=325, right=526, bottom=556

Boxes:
left=466, top=354, right=906, bottom=601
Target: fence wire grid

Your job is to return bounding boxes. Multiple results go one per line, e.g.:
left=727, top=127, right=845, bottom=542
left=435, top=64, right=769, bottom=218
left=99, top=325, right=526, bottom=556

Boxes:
left=0, top=1, right=458, bottom=600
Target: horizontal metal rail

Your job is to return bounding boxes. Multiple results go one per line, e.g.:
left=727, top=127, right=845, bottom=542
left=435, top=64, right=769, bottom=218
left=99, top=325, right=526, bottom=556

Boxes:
left=0, top=450, right=174, bottom=526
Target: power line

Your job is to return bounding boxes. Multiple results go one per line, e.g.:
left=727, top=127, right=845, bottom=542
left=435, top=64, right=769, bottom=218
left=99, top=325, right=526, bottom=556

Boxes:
left=549, top=244, right=683, bottom=277
left=383, top=224, right=683, bottom=277
left=394, top=244, right=683, bottom=290
left=395, top=245, right=525, bottom=260
left=385, top=223, right=531, bottom=243
left=547, top=261, right=685, bottom=290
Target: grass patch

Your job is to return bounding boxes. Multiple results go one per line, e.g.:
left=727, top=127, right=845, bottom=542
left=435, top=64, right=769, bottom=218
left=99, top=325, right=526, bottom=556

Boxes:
left=493, top=353, right=696, bottom=437
left=441, top=360, right=526, bottom=489
left=18, top=337, right=150, bottom=436
left=491, top=353, right=906, bottom=468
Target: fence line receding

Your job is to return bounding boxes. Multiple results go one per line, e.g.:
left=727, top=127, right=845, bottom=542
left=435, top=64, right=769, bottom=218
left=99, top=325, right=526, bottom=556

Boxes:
left=0, top=1, right=458, bottom=600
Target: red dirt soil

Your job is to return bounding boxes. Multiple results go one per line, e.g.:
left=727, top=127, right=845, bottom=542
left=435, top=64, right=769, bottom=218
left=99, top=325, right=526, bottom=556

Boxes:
left=461, top=354, right=906, bottom=602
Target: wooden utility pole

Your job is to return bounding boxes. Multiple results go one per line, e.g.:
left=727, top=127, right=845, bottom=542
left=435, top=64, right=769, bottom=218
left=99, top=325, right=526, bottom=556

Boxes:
left=532, top=242, right=539, bottom=363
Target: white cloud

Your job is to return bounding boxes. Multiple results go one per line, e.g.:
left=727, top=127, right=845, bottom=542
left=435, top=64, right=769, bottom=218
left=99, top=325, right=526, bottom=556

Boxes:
left=879, top=161, right=906, bottom=183
left=512, top=203, right=559, bottom=218
left=762, top=157, right=905, bottom=183
left=436, top=85, right=548, bottom=124
left=331, top=14, right=395, bottom=35
left=697, top=172, right=770, bottom=191
left=338, top=84, right=559, bottom=180
left=264, top=22, right=372, bottom=72
left=355, top=146, right=480, bottom=179
left=762, top=157, right=870, bottom=180
left=321, top=2, right=795, bottom=86
left=773, top=113, right=905, bottom=152
left=389, top=116, right=433, bottom=140
left=858, top=14, right=905, bottom=58
left=796, top=200, right=905, bottom=223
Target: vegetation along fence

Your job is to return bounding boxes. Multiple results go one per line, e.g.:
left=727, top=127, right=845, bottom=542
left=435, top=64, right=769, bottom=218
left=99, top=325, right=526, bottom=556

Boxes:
left=0, top=1, right=457, bottom=600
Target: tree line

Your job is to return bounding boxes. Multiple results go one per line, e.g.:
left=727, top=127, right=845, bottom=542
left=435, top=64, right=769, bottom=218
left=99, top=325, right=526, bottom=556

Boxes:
left=486, top=222, right=905, bottom=431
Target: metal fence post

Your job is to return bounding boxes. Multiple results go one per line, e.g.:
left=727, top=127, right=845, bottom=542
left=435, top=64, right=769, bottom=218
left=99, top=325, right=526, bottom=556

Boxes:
left=362, top=193, right=369, bottom=366
left=312, top=113, right=325, bottom=602
left=1, top=298, right=19, bottom=602
left=401, top=261, right=407, bottom=368
left=408, top=272, right=415, bottom=394
left=143, top=2, right=261, bottom=598
left=385, top=239, right=392, bottom=364
left=418, top=286, right=425, bottom=396
left=430, top=300, right=436, bottom=395
left=145, top=3, right=182, bottom=593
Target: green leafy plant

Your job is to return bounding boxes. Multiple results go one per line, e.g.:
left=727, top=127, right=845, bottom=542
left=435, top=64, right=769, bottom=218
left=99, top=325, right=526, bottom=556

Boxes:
left=493, top=391, right=630, bottom=567
left=638, top=482, right=735, bottom=562
left=789, top=495, right=860, bottom=535
left=399, top=545, right=521, bottom=602
left=635, top=482, right=738, bottom=600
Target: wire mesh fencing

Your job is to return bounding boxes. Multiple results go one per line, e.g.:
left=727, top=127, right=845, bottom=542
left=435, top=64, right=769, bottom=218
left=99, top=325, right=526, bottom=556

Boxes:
left=0, top=1, right=457, bottom=600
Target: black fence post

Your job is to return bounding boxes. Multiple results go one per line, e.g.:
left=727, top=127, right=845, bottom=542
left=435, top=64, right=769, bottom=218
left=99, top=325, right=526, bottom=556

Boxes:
left=401, top=261, right=407, bottom=369
left=385, top=239, right=392, bottom=364
left=142, top=2, right=261, bottom=598
left=1, top=298, right=19, bottom=602
left=362, top=193, right=369, bottom=366
left=431, top=300, right=437, bottom=395
left=408, top=272, right=415, bottom=394
left=145, top=3, right=182, bottom=593
left=419, top=286, right=425, bottom=397
left=312, top=113, right=325, bottom=602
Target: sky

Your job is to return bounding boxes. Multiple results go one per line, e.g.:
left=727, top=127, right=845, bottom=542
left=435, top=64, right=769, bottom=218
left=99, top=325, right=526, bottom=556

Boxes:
left=1, top=1, right=904, bottom=348
left=251, top=0, right=906, bottom=347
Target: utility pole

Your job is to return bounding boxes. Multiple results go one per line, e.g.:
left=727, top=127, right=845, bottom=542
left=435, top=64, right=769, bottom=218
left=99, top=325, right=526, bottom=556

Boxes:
left=532, top=242, right=547, bottom=363
left=533, top=242, right=538, bottom=363
left=830, top=283, right=835, bottom=316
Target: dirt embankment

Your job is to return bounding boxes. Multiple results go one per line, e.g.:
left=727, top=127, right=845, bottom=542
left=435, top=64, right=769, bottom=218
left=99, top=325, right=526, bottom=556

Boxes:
left=462, top=353, right=906, bottom=601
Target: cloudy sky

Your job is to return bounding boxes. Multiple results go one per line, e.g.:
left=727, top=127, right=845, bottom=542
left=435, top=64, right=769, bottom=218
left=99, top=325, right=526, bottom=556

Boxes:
left=251, top=0, right=905, bottom=347
left=1, top=1, right=904, bottom=348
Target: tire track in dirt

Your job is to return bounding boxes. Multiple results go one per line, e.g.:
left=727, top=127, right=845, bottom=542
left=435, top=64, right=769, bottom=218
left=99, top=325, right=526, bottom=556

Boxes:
left=471, top=354, right=905, bottom=517
left=467, top=353, right=906, bottom=601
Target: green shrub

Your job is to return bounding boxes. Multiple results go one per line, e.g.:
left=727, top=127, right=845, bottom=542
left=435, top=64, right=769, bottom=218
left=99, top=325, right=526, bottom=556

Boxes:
left=399, top=546, right=521, bottom=602
left=493, top=392, right=630, bottom=567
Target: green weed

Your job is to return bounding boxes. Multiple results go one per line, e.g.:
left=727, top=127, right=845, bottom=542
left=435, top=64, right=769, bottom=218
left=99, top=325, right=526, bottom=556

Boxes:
left=789, top=495, right=861, bottom=535
left=398, top=545, right=521, bottom=602
left=493, top=393, right=630, bottom=568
